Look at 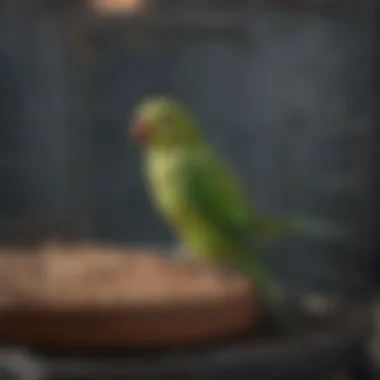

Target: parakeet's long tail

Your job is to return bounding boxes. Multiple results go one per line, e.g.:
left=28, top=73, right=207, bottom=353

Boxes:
left=286, top=215, right=352, bottom=240
left=255, top=214, right=352, bottom=241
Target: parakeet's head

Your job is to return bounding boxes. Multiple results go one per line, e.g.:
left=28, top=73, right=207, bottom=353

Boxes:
left=129, top=96, right=203, bottom=147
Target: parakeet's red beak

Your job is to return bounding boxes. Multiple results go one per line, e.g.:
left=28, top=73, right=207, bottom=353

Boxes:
left=129, top=119, right=152, bottom=143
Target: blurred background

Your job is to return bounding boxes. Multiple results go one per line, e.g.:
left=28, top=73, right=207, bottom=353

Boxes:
left=0, top=0, right=377, bottom=378
left=0, top=0, right=374, bottom=295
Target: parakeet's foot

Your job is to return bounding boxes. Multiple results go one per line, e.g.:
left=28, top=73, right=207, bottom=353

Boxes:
left=201, top=262, right=237, bottom=281
left=169, top=244, right=209, bottom=271
left=169, top=245, right=235, bottom=280
left=170, top=243, right=194, bottom=261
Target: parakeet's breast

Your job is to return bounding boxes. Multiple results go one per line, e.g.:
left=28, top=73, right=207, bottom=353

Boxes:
left=144, top=149, right=186, bottom=222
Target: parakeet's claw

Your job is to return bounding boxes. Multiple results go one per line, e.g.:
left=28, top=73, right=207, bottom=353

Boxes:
left=213, top=261, right=239, bottom=277
left=170, top=243, right=194, bottom=261
left=170, top=247, right=235, bottom=280
left=202, top=262, right=236, bottom=280
left=169, top=245, right=213, bottom=273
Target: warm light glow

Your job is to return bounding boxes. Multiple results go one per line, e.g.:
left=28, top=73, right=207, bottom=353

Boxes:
left=90, top=0, right=146, bottom=14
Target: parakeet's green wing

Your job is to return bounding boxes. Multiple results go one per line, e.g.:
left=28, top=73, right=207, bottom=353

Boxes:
left=179, top=154, right=255, bottom=253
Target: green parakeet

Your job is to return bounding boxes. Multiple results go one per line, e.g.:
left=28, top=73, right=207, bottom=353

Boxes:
left=129, top=95, right=351, bottom=330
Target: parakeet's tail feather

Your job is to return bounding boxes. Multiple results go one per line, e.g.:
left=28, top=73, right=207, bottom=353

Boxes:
left=255, top=214, right=353, bottom=241
left=286, top=215, right=352, bottom=240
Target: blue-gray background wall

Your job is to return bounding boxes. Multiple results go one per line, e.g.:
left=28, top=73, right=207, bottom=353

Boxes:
left=0, top=1, right=375, bottom=294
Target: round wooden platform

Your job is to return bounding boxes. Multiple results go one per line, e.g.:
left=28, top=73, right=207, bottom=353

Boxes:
left=0, top=244, right=258, bottom=349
